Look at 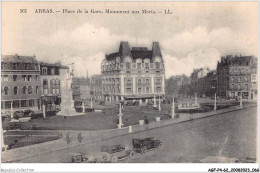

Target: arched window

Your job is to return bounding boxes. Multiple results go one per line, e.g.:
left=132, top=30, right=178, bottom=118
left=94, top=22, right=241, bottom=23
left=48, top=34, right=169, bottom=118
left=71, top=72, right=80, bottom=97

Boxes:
left=4, top=87, right=9, bottom=95
left=28, top=86, right=32, bottom=94
left=23, top=86, right=27, bottom=94
left=14, top=86, right=18, bottom=95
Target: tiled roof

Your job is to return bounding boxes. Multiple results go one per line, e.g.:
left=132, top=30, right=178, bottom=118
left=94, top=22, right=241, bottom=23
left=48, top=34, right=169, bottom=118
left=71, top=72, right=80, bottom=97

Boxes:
left=2, top=55, right=38, bottom=63
left=131, top=50, right=152, bottom=60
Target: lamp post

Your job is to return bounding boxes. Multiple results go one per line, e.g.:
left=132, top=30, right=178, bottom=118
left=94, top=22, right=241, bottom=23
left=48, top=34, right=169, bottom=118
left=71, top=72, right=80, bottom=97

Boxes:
left=153, top=95, right=156, bottom=108
left=214, top=93, right=217, bottom=111
left=82, top=101, right=85, bottom=113
left=240, top=94, right=243, bottom=108
left=90, top=97, right=93, bottom=109
left=10, top=102, right=13, bottom=119
left=43, top=104, right=46, bottom=118
left=158, top=96, right=161, bottom=112
left=171, top=97, right=175, bottom=118
left=117, top=103, right=124, bottom=129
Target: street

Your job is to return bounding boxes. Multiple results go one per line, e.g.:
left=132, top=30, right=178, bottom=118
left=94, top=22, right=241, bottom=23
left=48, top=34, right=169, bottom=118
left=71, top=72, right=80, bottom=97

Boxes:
left=18, top=106, right=257, bottom=163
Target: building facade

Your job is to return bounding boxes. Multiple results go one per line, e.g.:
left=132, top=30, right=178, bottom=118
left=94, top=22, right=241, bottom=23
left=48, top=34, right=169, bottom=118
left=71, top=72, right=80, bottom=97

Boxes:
left=90, top=74, right=102, bottom=101
left=39, top=62, right=69, bottom=111
left=72, top=77, right=91, bottom=102
left=1, top=55, right=41, bottom=114
left=101, top=41, right=165, bottom=104
left=217, top=55, right=257, bottom=99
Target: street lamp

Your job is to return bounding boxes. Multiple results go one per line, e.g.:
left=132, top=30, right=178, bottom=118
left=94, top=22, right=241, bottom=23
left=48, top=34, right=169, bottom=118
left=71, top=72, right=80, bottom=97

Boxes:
left=117, top=103, right=124, bottom=129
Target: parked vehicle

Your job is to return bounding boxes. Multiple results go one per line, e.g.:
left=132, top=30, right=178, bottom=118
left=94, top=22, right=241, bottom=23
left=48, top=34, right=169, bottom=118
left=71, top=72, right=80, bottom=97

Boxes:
left=60, top=153, right=88, bottom=163
left=88, top=145, right=135, bottom=163
left=13, top=111, right=24, bottom=119
left=23, top=110, right=34, bottom=117
left=132, top=137, right=162, bottom=154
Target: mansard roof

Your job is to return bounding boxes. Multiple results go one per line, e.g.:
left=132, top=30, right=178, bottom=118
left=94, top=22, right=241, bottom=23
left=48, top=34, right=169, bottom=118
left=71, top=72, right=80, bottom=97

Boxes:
left=2, top=55, right=38, bottom=64
left=105, top=41, right=162, bottom=62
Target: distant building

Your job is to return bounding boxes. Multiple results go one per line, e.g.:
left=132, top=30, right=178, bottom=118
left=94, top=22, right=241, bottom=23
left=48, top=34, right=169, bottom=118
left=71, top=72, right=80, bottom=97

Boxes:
left=39, top=61, right=69, bottom=111
left=72, top=77, right=91, bottom=102
left=1, top=55, right=41, bottom=113
left=191, top=68, right=211, bottom=97
left=101, top=41, right=165, bottom=104
left=217, top=55, right=258, bottom=99
left=90, top=74, right=102, bottom=101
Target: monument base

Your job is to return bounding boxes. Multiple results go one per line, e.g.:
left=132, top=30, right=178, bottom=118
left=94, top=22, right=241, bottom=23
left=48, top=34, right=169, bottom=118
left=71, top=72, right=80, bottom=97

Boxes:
left=57, top=109, right=84, bottom=117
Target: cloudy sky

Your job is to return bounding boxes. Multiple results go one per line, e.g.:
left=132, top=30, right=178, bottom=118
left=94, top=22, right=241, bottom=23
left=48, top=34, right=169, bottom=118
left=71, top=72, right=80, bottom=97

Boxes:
left=2, top=2, right=258, bottom=78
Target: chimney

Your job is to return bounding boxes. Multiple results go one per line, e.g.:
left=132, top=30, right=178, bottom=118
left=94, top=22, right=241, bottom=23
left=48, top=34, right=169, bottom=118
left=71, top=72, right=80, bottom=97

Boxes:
left=152, top=42, right=162, bottom=58
left=119, top=41, right=131, bottom=58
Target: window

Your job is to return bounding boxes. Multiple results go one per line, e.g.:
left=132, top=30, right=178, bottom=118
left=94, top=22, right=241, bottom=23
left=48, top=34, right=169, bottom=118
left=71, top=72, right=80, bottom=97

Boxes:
left=36, top=86, right=39, bottom=94
left=138, top=79, right=142, bottom=84
left=137, top=63, right=141, bottom=69
left=36, top=75, right=39, bottom=81
left=21, top=100, right=27, bottom=107
left=25, top=63, right=29, bottom=70
left=42, top=67, right=47, bottom=75
left=3, top=75, right=8, bottom=81
left=43, top=80, right=48, bottom=85
left=238, top=77, right=241, bottom=82
left=4, top=87, right=9, bottom=95
left=145, top=63, right=149, bottom=69
left=138, top=87, right=142, bottom=93
left=13, top=63, right=18, bottom=70
left=13, top=75, right=17, bottom=81
left=23, top=86, right=27, bottom=94
left=253, top=82, right=256, bottom=87
left=5, top=101, right=11, bottom=109
left=28, top=86, right=32, bottom=94
left=245, top=76, right=248, bottom=82
left=231, top=84, right=234, bottom=90
left=126, top=88, right=132, bottom=93
left=29, top=99, right=35, bottom=107
left=238, top=84, right=241, bottom=90
left=155, top=62, right=160, bottom=69
left=231, top=77, right=234, bottom=82
left=51, top=68, right=55, bottom=75
left=146, top=79, right=149, bottom=84
left=156, top=87, right=161, bottom=92
left=1, top=62, right=4, bottom=69
left=126, top=62, right=131, bottom=71
left=27, top=75, right=32, bottom=81
left=146, top=87, right=150, bottom=93
left=22, top=75, right=26, bottom=81
left=156, top=78, right=161, bottom=84
left=245, top=84, right=248, bottom=90
left=13, top=100, right=20, bottom=108
left=14, top=86, right=18, bottom=95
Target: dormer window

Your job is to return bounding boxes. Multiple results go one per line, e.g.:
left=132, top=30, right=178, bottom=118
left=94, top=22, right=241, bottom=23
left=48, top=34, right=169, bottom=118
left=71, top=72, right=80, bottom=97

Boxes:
left=13, top=63, right=18, bottom=70
left=42, top=67, right=47, bottom=75
left=25, top=63, right=29, bottom=70
left=145, top=63, right=149, bottom=69
left=137, top=63, right=141, bottom=69
left=51, top=68, right=55, bottom=75
left=155, top=62, right=160, bottom=69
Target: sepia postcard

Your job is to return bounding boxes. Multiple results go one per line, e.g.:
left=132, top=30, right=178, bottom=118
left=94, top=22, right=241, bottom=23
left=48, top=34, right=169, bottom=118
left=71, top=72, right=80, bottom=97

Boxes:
left=1, top=1, right=259, bottom=172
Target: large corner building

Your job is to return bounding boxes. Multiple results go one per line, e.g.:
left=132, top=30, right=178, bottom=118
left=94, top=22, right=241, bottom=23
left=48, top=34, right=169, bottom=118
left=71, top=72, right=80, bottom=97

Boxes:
left=101, top=41, right=165, bottom=104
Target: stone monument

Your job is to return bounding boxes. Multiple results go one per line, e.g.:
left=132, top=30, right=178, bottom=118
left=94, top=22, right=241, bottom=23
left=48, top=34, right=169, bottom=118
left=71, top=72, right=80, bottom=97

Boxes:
left=57, top=66, right=77, bottom=116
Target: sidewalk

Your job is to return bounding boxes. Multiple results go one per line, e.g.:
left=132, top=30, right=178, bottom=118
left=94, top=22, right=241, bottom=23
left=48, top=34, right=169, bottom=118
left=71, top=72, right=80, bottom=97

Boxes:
left=1, top=103, right=257, bottom=163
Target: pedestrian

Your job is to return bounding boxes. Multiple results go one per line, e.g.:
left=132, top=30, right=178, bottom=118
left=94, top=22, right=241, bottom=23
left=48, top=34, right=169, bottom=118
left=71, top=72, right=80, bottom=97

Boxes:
left=144, top=116, right=149, bottom=124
